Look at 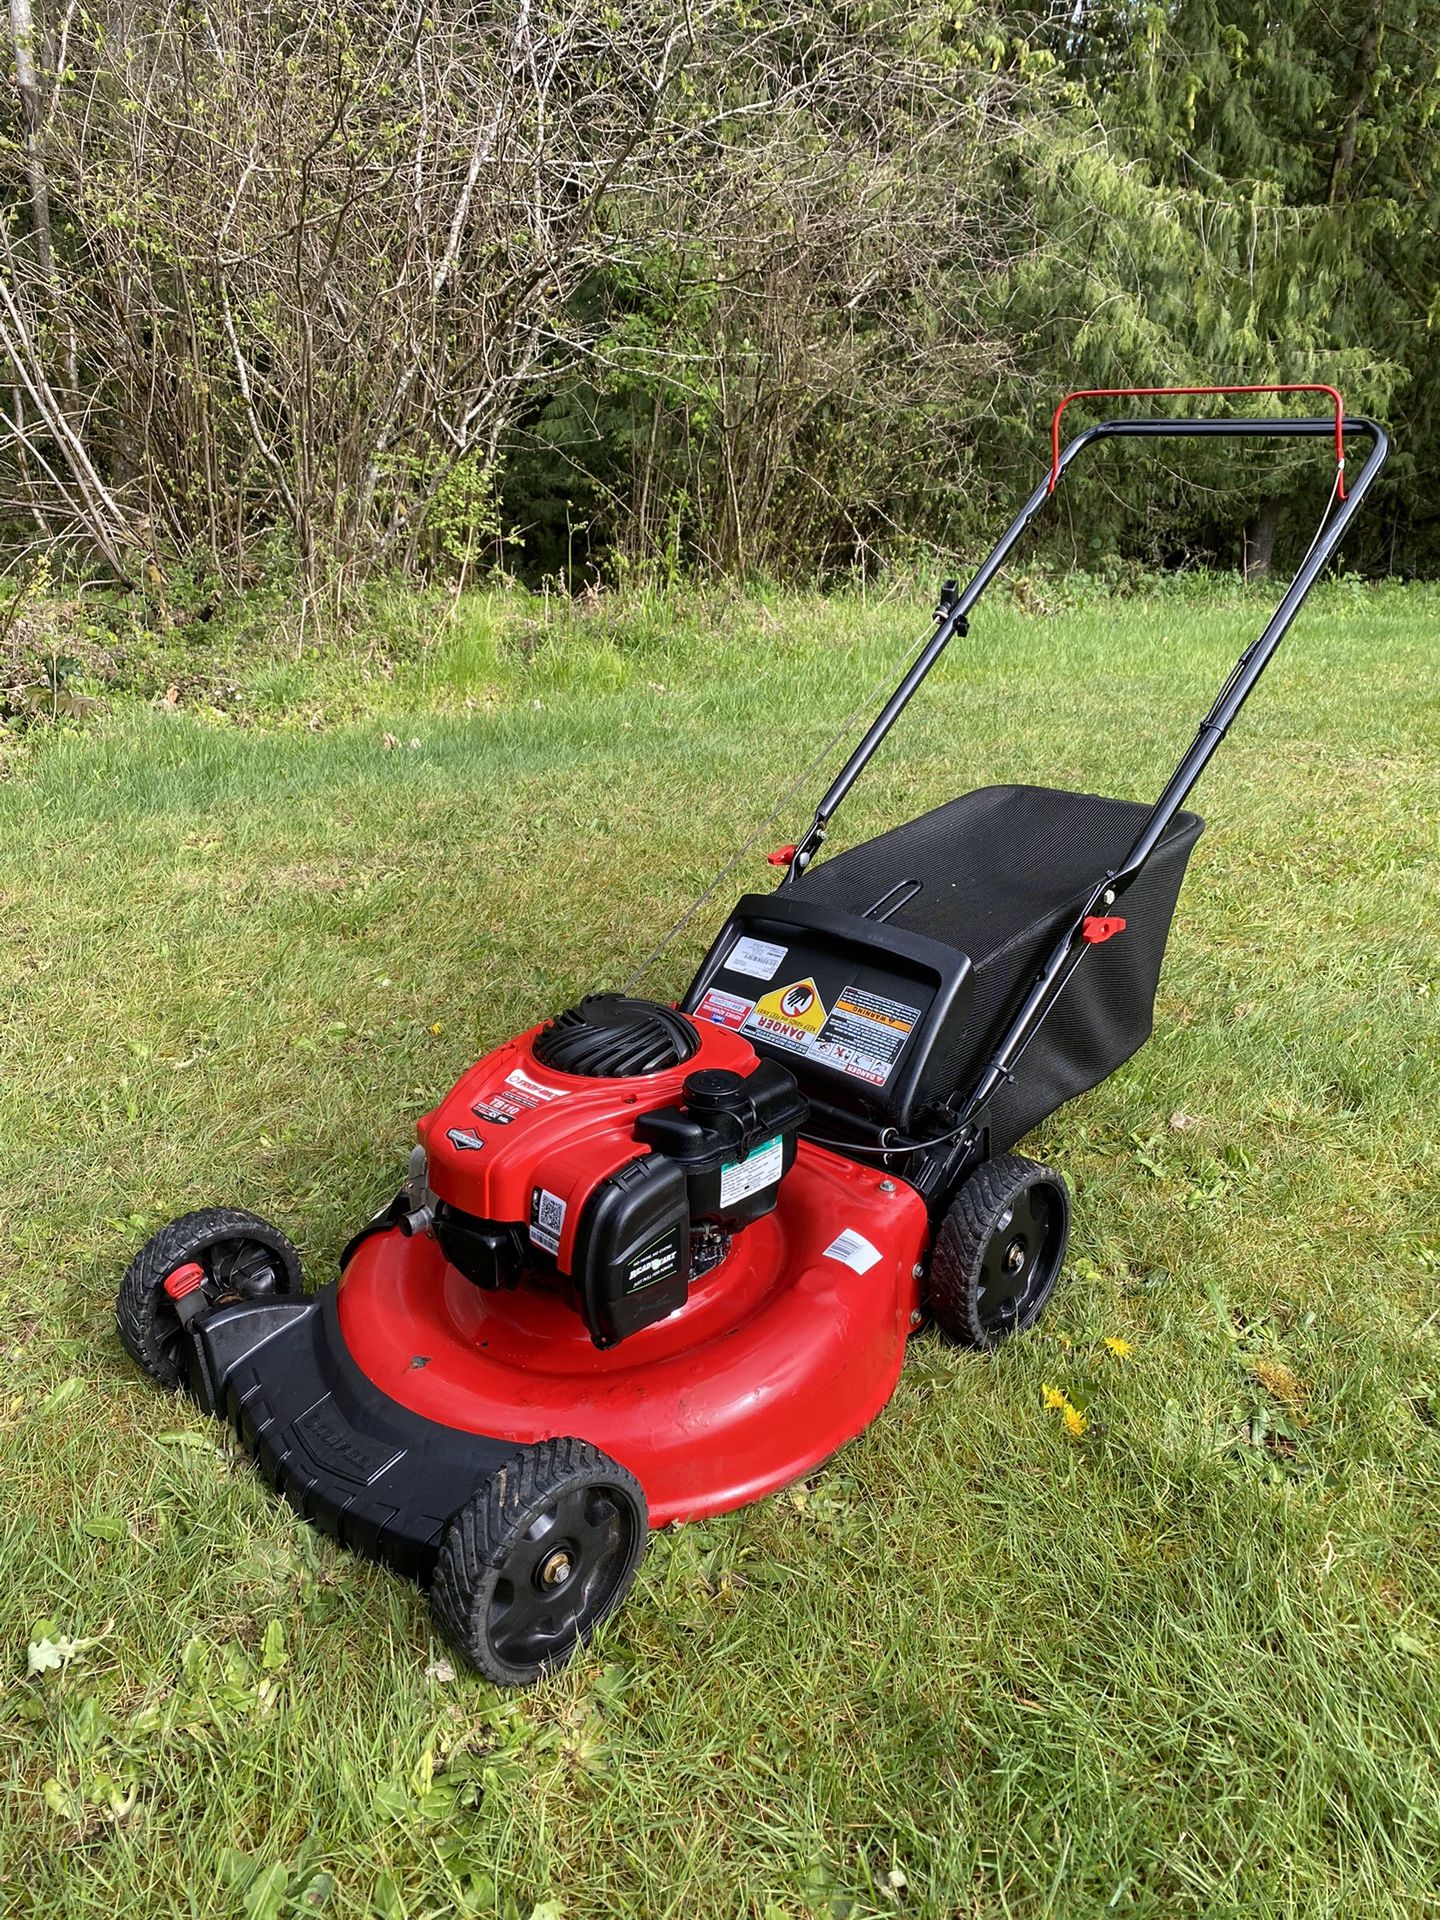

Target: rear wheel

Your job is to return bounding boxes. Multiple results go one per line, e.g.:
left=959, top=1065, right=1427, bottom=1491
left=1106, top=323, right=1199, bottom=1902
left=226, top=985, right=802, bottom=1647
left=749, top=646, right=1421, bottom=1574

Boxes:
left=116, top=1207, right=303, bottom=1392
left=930, top=1154, right=1070, bottom=1349
left=430, top=1437, right=647, bottom=1688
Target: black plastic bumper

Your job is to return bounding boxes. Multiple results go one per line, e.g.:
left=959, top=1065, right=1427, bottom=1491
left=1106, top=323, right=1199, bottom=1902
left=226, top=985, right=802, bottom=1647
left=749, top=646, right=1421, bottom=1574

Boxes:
left=187, top=1284, right=516, bottom=1581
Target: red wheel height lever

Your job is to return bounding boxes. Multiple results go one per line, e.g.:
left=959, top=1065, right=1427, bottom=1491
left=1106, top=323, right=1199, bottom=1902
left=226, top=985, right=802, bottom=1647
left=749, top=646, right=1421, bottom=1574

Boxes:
left=1048, top=384, right=1347, bottom=499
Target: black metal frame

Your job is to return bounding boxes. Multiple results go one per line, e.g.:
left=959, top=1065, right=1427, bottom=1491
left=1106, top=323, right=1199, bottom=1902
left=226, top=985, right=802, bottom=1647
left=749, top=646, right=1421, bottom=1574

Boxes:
left=780, top=410, right=1390, bottom=1143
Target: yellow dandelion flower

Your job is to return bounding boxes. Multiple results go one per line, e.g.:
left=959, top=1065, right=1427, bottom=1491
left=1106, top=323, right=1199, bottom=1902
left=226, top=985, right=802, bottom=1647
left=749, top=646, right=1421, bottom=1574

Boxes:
left=1041, top=1383, right=1067, bottom=1410
left=1063, top=1404, right=1088, bottom=1438
left=1102, top=1337, right=1134, bottom=1360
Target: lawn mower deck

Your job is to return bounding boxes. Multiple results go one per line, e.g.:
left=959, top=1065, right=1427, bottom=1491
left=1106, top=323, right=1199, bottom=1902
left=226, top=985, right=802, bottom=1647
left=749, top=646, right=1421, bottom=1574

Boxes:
left=183, top=1139, right=926, bottom=1567
left=117, top=387, right=1389, bottom=1685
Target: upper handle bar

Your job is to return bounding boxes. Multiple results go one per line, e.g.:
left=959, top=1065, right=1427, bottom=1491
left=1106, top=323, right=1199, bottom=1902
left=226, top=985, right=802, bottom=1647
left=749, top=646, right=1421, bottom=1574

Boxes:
left=1049, top=385, right=1349, bottom=495
left=785, top=410, right=1389, bottom=879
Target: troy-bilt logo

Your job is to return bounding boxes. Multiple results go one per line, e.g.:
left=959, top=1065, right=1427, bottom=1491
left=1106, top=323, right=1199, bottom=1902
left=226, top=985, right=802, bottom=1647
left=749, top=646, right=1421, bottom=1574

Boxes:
left=446, top=1127, right=485, bottom=1152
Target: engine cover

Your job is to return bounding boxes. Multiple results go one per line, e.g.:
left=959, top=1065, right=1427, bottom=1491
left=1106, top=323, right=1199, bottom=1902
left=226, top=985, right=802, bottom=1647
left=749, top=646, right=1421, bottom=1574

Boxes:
left=415, top=997, right=806, bottom=1347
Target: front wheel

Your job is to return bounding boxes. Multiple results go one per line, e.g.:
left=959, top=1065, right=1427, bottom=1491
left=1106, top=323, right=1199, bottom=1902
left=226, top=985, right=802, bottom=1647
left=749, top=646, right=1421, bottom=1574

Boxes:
left=430, top=1437, right=648, bottom=1687
left=116, top=1207, right=303, bottom=1392
left=930, top=1154, right=1070, bottom=1350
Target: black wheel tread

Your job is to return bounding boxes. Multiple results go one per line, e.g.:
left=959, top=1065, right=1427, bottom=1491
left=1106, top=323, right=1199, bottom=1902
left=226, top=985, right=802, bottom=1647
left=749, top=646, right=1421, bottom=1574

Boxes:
left=116, top=1206, right=302, bottom=1392
left=931, top=1152, right=1069, bottom=1349
left=430, top=1436, right=646, bottom=1686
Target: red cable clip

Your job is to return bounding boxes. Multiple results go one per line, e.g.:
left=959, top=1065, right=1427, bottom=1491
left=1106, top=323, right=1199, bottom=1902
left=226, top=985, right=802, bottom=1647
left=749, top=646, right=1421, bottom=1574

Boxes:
left=1081, top=915, right=1127, bottom=944
left=767, top=845, right=797, bottom=867
left=162, top=1261, right=206, bottom=1301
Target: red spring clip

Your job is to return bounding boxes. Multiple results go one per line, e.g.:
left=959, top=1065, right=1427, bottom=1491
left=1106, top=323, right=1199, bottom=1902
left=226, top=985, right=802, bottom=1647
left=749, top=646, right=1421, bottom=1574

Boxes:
left=162, top=1260, right=206, bottom=1301
left=1081, top=915, right=1127, bottom=944
left=767, top=845, right=798, bottom=867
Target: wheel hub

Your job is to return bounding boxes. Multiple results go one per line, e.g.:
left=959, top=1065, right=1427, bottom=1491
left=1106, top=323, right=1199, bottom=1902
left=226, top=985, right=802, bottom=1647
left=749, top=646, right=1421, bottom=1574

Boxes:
left=1003, top=1236, right=1027, bottom=1275
left=538, top=1546, right=575, bottom=1589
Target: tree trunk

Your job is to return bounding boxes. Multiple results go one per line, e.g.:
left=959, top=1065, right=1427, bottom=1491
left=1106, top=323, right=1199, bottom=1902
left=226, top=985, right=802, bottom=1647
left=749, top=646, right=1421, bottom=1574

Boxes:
left=1327, top=0, right=1384, bottom=205
left=1244, top=499, right=1280, bottom=581
left=8, top=0, right=54, bottom=281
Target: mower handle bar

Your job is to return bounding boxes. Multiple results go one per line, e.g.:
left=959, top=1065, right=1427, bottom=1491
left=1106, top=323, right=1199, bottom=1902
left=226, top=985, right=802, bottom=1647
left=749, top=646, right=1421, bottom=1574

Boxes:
left=786, top=412, right=1389, bottom=878
left=783, top=409, right=1389, bottom=1141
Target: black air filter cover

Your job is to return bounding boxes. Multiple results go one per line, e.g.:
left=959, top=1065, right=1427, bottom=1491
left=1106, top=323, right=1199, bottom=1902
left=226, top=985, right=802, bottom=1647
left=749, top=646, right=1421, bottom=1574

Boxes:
left=532, top=994, right=700, bottom=1079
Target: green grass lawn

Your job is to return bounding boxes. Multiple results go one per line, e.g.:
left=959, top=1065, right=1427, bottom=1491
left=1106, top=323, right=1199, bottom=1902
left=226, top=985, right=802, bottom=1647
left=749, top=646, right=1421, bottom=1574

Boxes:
left=1, top=578, right=1437, bottom=1920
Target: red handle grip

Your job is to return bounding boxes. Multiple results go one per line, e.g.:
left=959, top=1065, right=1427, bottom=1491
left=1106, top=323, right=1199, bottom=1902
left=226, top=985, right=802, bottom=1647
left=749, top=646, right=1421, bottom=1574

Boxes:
left=1049, top=384, right=1346, bottom=498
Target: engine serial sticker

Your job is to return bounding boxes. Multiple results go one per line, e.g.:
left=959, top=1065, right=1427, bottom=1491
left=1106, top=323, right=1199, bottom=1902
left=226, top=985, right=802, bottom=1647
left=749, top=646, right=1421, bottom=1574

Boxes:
left=529, top=1187, right=567, bottom=1255
left=742, top=977, right=829, bottom=1056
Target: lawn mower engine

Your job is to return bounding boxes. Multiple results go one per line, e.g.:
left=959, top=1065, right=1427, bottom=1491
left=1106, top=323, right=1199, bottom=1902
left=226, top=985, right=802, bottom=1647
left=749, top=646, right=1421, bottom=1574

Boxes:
left=408, top=994, right=809, bottom=1349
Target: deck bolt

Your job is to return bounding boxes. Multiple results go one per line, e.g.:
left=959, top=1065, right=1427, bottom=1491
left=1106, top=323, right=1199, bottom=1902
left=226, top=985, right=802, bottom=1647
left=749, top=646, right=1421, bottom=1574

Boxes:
left=909, top=1308, right=924, bottom=1327
left=1103, top=888, right=1116, bottom=905
left=912, top=1263, right=924, bottom=1279
left=878, top=1178, right=895, bottom=1194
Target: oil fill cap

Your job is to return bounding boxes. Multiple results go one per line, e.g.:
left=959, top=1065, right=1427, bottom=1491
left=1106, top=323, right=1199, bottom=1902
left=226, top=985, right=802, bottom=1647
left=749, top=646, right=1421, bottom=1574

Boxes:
left=682, top=1068, right=748, bottom=1117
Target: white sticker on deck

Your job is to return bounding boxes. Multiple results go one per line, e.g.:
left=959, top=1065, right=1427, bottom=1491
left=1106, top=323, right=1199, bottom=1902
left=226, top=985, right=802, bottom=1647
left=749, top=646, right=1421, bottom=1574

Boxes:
left=726, top=935, right=788, bottom=982
left=719, top=1134, right=784, bottom=1208
left=529, top=1187, right=567, bottom=1254
left=823, top=1228, right=882, bottom=1275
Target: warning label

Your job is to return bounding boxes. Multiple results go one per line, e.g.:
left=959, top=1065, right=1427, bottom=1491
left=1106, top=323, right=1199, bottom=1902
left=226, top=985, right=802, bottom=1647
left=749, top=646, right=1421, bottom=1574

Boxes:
left=474, top=1064, right=566, bottom=1126
left=813, top=986, right=921, bottom=1087
left=742, top=977, right=920, bottom=1086
left=742, top=977, right=829, bottom=1057
left=719, top=1134, right=784, bottom=1208
left=694, top=986, right=753, bottom=1031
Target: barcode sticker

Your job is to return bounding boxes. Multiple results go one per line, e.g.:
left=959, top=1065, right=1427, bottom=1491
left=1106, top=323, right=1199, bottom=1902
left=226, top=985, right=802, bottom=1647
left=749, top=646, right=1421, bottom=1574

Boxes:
left=726, top=935, right=787, bottom=981
left=823, top=1229, right=882, bottom=1275
left=529, top=1187, right=567, bottom=1255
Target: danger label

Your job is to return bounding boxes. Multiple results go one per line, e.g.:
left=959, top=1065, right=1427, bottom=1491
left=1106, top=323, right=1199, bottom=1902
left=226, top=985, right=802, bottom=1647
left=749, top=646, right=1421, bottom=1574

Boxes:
left=743, top=977, right=828, bottom=1056
left=742, top=975, right=920, bottom=1085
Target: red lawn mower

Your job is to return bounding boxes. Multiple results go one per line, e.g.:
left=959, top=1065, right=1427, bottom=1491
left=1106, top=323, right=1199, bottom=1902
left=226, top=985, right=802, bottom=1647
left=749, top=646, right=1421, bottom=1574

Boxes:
left=117, top=390, right=1387, bottom=1685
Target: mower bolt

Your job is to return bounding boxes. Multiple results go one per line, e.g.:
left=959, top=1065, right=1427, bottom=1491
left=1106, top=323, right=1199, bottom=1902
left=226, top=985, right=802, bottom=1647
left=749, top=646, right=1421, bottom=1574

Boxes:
left=912, top=1263, right=924, bottom=1279
left=539, top=1548, right=573, bottom=1588
left=878, top=1179, right=895, bottom=1194
left=1102, top=887, right=1116, bottom=905
left=909, top=1308, right=925, bottom=1328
